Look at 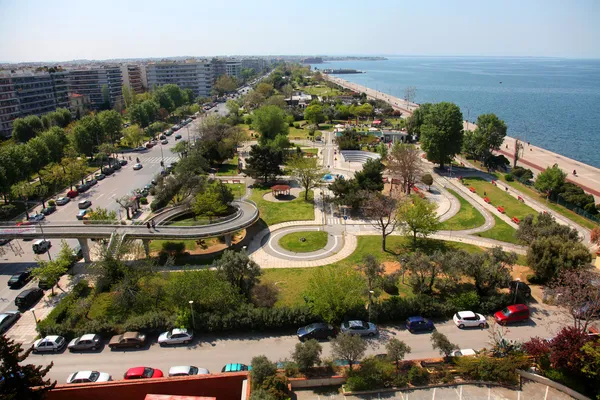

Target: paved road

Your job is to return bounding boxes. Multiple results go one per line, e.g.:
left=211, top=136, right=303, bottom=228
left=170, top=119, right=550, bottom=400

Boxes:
left=27, top=302, right=569, bottom=383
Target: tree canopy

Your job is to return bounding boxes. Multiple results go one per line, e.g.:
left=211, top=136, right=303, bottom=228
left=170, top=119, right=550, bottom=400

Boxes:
left=252, top=105, right=289, bottom=143
left=419, top=102, right=464, bottom=168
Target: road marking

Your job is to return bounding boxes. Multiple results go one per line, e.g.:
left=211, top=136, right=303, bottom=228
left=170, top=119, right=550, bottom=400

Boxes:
left=543, top=386, right=549, bottom=400
left=95, top=194, right=105, bottom=200
left=432, top=388, right=436, bottom=399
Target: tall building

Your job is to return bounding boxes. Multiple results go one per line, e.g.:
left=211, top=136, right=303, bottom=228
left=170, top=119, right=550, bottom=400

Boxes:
left=120, top=64, right=145, bottom=94
left=242, top=58, right=268, bottom=73
left=67, top=65, right=123, bottom=110
left=225, top=60, right=242, bottom=80
left=0, top=70, right=70, bottom=137
left=146, top=61, right=213, bottom=98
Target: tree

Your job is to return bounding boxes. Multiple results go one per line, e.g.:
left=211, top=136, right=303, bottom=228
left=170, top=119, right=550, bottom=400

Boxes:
left=192, top=180, right=233, bottom=220
left=85, top=207, right=118, bottom=223
left=115, top=195, right=135, bottom=220
left=162, top=84, right=186, bottom=108
left=97, top=110, right=122, bottom=142
left=11, top=181, right=36, bottom=219
left=534, top=164, right=567, bottom=198
left=357, top=255, right=385, bottom=305
left=419, top=102, right=464, bottom=168
left=516, top=212, right=579, bottom=245
left=430, top=331, right=458, bottom=357
left=122, top=84, right=134, bottom=108
left=31, top=258, right=68, bottom=295
left=580, top=341, right=600, bottom=385
left=329, top=177, right=363, bottom=209
left=387, top=143, right=424, bottom=195
left=252, top=105, right=289, bottom=143
left=153, top=89, right=175, bottom=114
left=214, top=249, right=261, bottom=298
left=304, top=104, right=325, bottom=125
left=404, top=251, right=440, bottom=294
left=183, top=88, right=195, bottom=105
left=361, top=192, right=400, bottom=251
left=12, top=115, right=44, bottom=142
left=213, top=75, right=238, bottom=96
left=470, top=114, right=507, bottom=164
left=303, top=266, right=365, bottom=323
left=330, top=333, right=367, bottom=371
left=286, top=156, right=326, bottom=201
left=250, top=355, right=277, bottom=389
left=245, top=144, right=283, bottom=182
left=70, top=122, right=96, bottom=156
left=0, top=335, right=56, bottom=400
left=406, top=103, right=432, bottom=136
left=526, top=236, right=591, bottom=282
left=462, top=247, right=517, bottom=296
left=292, top=339, right=322, bottom=372
left=397, top=195, right=441, bottom=248
left=123, top=124, right=144, bottom=148
left=255, top=82, right=274, bottom=98
left=386, top=338, right=411, bottom=374
left=355, top=158, right=384, bottom=192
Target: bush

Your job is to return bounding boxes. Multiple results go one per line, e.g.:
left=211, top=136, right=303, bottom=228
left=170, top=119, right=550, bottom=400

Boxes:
left=261, top=375, right=289, bottom=400
left=139, top=197, right=148, bottom=205
left=37, top=280, right=91, bottom=338
left=293, top=122, right=300, bottom=129
left=478, top=293, right=512, bottom=315
left=505, top=173, right=514, bottom=182
left=292, top=339, right=322, bottom=372
left=382, top=273, right=399, bottom=295
left=283, top=362, right=300, bottom=377
left=121, top=310, right=176, bottom=334
left=454, top=354, right=530, bottom=385
left=408, top=365, right=429, bottom=385
left=544, top=368, right=588, bottom=394
left=47, top=200, right=56, bottom=207
left=161, top=241, right=186, bottom=256
left=345, top=376, right=369, bottom=392
left=451, top=291, right=480, bottom=311
left=345, top=356, right=395, bottom=391
left=250, top=355, right=277, bottom=388
left=251, top=282, right=279, bottom=308
left=150, top=199, right=168, bottom=211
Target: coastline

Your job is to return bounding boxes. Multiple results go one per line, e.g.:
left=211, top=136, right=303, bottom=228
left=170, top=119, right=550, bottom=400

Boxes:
left=324, top=74, right=600, bottom=200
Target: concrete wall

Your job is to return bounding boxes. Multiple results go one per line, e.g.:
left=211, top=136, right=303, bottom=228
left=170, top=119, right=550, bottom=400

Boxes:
left=517, top=370, right=592, bottom=400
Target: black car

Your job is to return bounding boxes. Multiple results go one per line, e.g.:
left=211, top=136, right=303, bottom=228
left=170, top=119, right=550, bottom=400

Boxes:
left=0, top=238, right=12, bottom=246
left=75, top=183, right=90, bottom=193
left=0, top=311, right=20, bottom=333
left=509, top=281, right=531, bottom=299
left=112, top=163, right=122, bottom=171
left=8, top=270, right=31, bottom=288
left=102, top=167, right=114, bottom=175
left=120, top=159, right=128, bottom=166
left=41, top=205, right=57, bottom=215
left=297, top=323, right=337, bottom=341
left=14, top=288, right=44, bottom=310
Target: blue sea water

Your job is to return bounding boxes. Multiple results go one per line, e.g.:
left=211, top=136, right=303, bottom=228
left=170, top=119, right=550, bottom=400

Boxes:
left=316, top=57, right=600, bottom=168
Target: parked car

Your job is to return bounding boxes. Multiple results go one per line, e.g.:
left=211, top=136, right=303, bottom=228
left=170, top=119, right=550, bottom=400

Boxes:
left=135, top=146, right=146, bottom=152
left=0, top=238, right=12, bottom=246
left=56, top=196, right=71, bottom=205
left=41, top=205, right=56, bottom=215
left=0, top=311, right=20, bottom=333
left=158, top=328, right=194, bottom=346
left=159, top=135, right=166, bottom=140
left=174, top=134, right=182, bottom=140
left=119, top=159, right=128, bottom=166
left=221, top=363, right=250, bottom=373
left=66, top=190, right=79, bottom=198
left=67, top=371, right=111, bottom=384
left=124, top=367, right=163, bottom=380
left=161, top=139, right=168, bottom=145
left=453, top=311, right=487, bottom=329
left=168, top=366, right=209, bottom=377
left=95, top=173, right=106, bottom=180
left=450, top=349, right=477, bottom=357
left=112, top=163, right=122, bottom=171
left=85, top=178, right=97, bottom=186
left=78, top=200, right=92, bottom=209
left=509, top=280, right=531, bottom=299
left=68, top=334, right=102, bottom=351
left=15, top=288, right=44, bottom=310
left=72, top=245, right=83, bottom=261
left=8, top=270, right=31, bottom=288
left=108, top=331, right=146, bottom=349
left=133, top=163, right=143, bottom=170
left=28, top=213, right=45, bottom=222
left=32, top=239, right=51, bottom=254
left=102, top=167, right=114, bottom=175
left=145, top=143, right=154, bottom=149
left=76, top=210, right=87, bottom=220
left=494, top=304, right=530, bottom=325
left=75, top=183, right=90, bottom=193
left=297, top=323, right=337, bottom=341
left=340, top=320, right=378, bottom=337
left=405, top=316, right=435, bottom=333
left=32, top=335, right=67, bottom=353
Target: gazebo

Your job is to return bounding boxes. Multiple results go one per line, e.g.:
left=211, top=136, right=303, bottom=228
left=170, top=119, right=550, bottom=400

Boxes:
left=271, top=184, right=291, bottom=197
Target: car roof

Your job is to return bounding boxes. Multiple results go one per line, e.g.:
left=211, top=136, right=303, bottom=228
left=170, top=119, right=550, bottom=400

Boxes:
left=18, top=288, right=39, bottom=297
left=407, top=316, right=426, bottom=322
left=126, top=367, right=146, bottom=376
left=169, top=366, right=192, bottom=375
left=123, top=332, right=140, bottom=339
left=454, top=349, right=477, bottom=356
left=224, top=363, right=245, bottom=372
left=172, top=328, right=188, bottom=335
left=347, top=320, right=365, bottom=327
left=507, top=304, right=529, bottom=311
left=73, top=371, right=94, bottom=379
left=80, top=334, right=96, bottom=341
left=45, top=335, right=62, bottom=342
left=457, top=311, right=476, bottom=318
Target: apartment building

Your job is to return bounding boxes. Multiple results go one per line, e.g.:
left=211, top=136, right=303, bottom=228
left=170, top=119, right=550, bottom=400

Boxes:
left=146, top=60, right=213, bottom=98
left=0, top=70, right=70, bottom=137
left=225, top=60, right=242, bottom=79
left=242, top=58, right=268, bottom=73
left=67, top=65, right=123, bottom=110
left=120, top=64, right=145, bottom=94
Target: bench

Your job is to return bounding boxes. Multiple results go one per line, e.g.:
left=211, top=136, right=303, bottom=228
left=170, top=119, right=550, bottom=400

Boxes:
left=517, top=196, right=524, bottom=202
left=512, top=217, right=520, bottom=224
left=497, top=206, right=505, bottom=213
left=491, top=180, right=497, bottom=186
left=469, top=187, right=476, bottom=193
left=484, top=197, right=491, bottom=203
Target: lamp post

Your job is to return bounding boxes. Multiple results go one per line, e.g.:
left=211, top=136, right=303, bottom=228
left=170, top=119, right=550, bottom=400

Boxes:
left=189, top=300, right=195, bottom=329
left=30, top=309, right=39, bottom=332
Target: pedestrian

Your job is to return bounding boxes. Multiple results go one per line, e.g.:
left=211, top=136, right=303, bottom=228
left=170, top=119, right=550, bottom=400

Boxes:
left=484, top=191, right=487, bottom=196
left=146, top=222, right=151, bottom=231
left=151, top=219, right=156, bottom=230
left=505, top=187, right=509, bottom=192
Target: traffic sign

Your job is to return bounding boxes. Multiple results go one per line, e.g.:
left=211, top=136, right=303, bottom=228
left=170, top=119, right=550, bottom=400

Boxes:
left=343, top=215, right=348, bottom=220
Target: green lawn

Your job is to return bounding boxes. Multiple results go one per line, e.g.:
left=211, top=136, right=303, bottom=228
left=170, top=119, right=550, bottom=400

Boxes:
left=476, top=214, right=519, bottom=244
left=440, top=188, right=486, bottom=231
left=226, top=183, right=246, bottom=199
left=303, top=85, right=342, bottom=97
left=215, top=156, right=239, bottom=176
left=250, top=187, right=314, bottom=226
left=289, top=126, right=310, bottom=140
left=278, top=231, right=328, bottom=253
left=461, top=177, right=537, bottom=221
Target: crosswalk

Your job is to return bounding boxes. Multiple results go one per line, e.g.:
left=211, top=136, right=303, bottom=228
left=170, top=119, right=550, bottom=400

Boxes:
left=328, top=218, right=343, bottom=225
left=136, top=156, right=179, bottom=164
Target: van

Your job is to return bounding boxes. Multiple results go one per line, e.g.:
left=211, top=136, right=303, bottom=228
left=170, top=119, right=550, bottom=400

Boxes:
left=15, top=288, right=44, bottom=310
left=494, top=304, right=530, bottom=325
left=32, top=239, right=51, bottom=254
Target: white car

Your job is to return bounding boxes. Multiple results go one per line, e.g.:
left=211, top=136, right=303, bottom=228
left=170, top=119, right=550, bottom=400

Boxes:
left=66, top=370, right=111, bottom=384
left=453, top=311, right=487, bottom=329
left=168, top=366, right=210, bottom=377
left=450, top=348, right=477, bottom=357
left=133, top=163, right=143, bottom=170
left=340, top=320, right=378, bottom=337
left=158, top=328, right=194, bottom=346
left=33, top=335, right=67, bottom=353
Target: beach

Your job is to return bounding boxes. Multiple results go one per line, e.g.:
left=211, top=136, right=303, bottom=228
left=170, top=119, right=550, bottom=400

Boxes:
left=324, top=74, right=600, bottom=200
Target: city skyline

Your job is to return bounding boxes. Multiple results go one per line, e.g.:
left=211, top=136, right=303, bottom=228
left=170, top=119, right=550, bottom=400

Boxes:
left=1, top=0, right=599, bottom=63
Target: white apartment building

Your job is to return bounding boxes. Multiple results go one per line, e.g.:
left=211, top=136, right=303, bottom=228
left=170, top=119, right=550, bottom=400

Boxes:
left=120, top=64, right=145, bottom=94
left=67, top=65, right=123, bottom=110
left=225, top=60, right=242, bottom=80
left=146, top=61, right=213, bottom=98
left=241, top=58, right=268, bottom=73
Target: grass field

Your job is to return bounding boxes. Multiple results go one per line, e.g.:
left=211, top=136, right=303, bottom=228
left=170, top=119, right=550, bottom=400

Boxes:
left=278, top=231, right=328, bottom=253
left=289, top=126, right=310, bottom=140
left=476, top=214, right=519, bottom=244
left=215, top=156, right=239, bottom=176
left=250, top=187, right=314, bottom=226
left=303, top=85, right=342, bottom=97
left=461, top=177, right=537, bottom=221
left=440, top=188, right=486, bottom=231
left=226, top=183, right=246, bottom=199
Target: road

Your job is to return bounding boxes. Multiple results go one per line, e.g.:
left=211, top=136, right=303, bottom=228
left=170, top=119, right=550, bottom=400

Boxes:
left=27, top=303, right=569, bottom=383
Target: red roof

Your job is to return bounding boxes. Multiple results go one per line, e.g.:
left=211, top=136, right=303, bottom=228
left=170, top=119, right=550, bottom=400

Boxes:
left=271, top=184, right=290, bottom=191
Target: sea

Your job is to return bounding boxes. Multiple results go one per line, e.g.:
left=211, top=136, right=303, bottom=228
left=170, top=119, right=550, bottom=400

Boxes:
left=314, top=57, right=600, bottom=168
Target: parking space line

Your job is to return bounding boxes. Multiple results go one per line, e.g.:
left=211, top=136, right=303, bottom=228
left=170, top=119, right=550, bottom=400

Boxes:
left=432, top=387, right=436, bottom=399
left=544, top=386, right=549, bottom=400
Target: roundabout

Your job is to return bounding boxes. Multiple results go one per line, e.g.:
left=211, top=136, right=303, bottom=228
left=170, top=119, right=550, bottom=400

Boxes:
left=278, top=231, right=328, bottom=253
left=264, top=226, right=345, bottom=261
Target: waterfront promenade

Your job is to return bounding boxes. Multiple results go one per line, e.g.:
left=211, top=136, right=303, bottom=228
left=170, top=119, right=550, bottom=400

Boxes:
left=324, top=74, right=600, bottom=200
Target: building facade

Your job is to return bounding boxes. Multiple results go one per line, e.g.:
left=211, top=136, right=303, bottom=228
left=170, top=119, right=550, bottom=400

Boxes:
left=224, top=60, right=242, bottom=80
left=241, top=58, right=268, bottom=73
left=67, top=65, right=123, bottom=110
left=120, top=64, right=145, bottom=94
left=146, top=61, right=213, bottom=98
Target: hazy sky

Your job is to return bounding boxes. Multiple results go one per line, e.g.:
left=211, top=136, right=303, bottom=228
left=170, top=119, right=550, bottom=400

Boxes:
left=1, top=0, right=598, bottom=62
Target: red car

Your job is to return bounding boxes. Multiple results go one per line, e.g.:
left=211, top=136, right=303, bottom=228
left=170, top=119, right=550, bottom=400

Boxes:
left=66, top=190, right=78, bottom=198
left=494, top=304, right=530, bottom=325
left=123, top=367, right=164, bottom=380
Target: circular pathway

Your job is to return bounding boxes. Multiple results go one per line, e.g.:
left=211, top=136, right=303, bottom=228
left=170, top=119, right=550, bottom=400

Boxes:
left=262, top=225, right=345, bottom=261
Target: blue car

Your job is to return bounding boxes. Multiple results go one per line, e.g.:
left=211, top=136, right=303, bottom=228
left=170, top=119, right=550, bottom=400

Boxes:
left=221, top=363, right=251, bottom=373
left=406, top=316, right=435, bottom=333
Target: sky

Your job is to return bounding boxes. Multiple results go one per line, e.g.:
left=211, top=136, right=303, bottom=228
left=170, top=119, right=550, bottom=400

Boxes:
left=0, top=0, right=599, bottom=63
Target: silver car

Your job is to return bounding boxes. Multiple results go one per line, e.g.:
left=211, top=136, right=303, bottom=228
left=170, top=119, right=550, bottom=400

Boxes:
left=340, top=320, right=378, bottom=337
left=158, top=328, right=194, bottom=346
left=68, top=333, right=101, bottom=351
left=168, top=366, right=209, bottom=377
left=33, top=335, right=66, bottom=353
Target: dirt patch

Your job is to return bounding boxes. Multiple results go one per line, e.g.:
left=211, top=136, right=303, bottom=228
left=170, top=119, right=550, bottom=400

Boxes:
left=511, top=264, right=533, bottom=282
left=150, top=230, right=246, bottom=257
left=382, top=261, right=401, bottom=274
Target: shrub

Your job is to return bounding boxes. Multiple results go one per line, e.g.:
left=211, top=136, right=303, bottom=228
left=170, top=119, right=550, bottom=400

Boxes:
left=393, top=374, right=409, bottom=387
left=451, top=291, right=480, bottom=311
left=37, top=280, right=91, bottom=337
left=122, top=310, right=176, bottom=333
left=198, top=305, right=316, bottom=333
left=382, top=272, right=399, bottom=295
left=261, top=375, right=289, bottom=400
left=251, top=282, right=279, bottom=308
left=408, top=365, right=430, bottom=386
left=478, top=293, right=512, bottom=315
left=139, top=197, right=148, bottom=205
left=292, top=339, right=322, bottom=372
left=349, top=356, right=395, bottom=390
left=250, top=355, right=277, bottom=388
left=505, top=173, right=514, bottom=182
left=47, top=200, right=56, bottom=207
left=161, top=241, right=186, bottom=256
left=345, top=376, right=369, bottom=392
left=283, top=362, right=300, bottom=377
left=454, top=354, right=530, bottom=385
left=249, top=388, right=278, bottom=400
left=150, top=199, right=168, bottom=211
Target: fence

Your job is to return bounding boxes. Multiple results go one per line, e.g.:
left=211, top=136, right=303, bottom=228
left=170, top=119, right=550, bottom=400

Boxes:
left=551, top=193, right=600, bottom=225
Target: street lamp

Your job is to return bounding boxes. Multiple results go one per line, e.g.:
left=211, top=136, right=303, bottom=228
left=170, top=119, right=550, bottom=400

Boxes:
left=30, top=309, right=39, bottom=333
left=368, top=290, right=375, bottom=322
left=189, top=300, right=195, bottom=329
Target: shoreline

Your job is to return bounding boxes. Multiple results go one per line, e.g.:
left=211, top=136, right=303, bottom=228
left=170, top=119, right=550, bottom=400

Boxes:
left=324, top=74, right=600, bottom=200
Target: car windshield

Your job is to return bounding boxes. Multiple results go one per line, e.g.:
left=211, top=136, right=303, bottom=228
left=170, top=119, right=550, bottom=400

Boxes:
left=189, top=367, right=198, bottom=375
left=305, top=324, right=316, bottom=333
left=502, top=307, right=512, bottom=315
left=89, top=371, right=99, bottom=382
left=142, top=368, right=154, bottom=378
